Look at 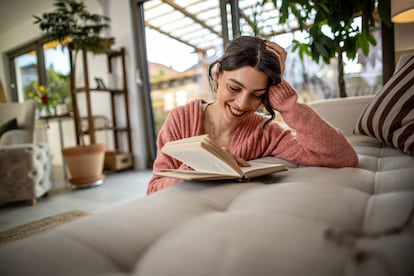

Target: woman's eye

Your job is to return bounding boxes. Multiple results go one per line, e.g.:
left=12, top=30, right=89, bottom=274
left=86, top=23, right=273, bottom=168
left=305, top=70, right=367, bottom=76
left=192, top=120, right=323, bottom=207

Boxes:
left=228, top=85, right=240, bottom=92
left=252, top=94, right=264, bottom=99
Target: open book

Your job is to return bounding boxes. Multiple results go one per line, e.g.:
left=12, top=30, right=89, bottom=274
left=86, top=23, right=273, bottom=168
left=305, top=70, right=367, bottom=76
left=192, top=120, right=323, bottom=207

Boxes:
left=155, top=134, right=287, bottom=181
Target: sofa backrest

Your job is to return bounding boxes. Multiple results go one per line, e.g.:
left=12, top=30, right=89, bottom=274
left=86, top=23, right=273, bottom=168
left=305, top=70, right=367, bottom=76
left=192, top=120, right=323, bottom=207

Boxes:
left=308, top=95, right=374, bottom=136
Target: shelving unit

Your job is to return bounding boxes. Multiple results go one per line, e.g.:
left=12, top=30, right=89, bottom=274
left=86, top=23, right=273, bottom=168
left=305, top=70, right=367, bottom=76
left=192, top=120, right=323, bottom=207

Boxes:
left=69, top=47, right=133, bottom=170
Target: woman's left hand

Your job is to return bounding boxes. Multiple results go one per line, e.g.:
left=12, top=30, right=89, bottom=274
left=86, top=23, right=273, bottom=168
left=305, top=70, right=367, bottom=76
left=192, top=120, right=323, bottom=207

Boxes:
left=265, top=41, right=287, bottom=77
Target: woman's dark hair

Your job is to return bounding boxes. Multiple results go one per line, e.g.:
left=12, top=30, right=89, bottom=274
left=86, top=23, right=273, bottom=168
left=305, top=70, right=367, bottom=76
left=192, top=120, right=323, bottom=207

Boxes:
left=208, top=36, right=282, bottom=125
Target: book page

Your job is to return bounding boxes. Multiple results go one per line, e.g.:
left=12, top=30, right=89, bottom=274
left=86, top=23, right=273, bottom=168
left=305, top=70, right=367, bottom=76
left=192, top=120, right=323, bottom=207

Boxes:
left=161, top=135, right=240, bottom=176
left=155, top=169, right=238, bottom=181
left=241, top=161, right=287, bottom=179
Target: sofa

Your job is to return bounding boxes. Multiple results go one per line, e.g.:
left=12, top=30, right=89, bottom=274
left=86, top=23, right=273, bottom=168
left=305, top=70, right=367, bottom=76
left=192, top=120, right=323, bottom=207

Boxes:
left=0, top=55, right=413, bottom=275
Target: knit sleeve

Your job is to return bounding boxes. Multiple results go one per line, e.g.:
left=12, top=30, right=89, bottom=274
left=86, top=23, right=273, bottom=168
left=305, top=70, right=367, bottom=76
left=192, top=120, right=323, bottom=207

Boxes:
left=267, top=80, right=358, bottom=168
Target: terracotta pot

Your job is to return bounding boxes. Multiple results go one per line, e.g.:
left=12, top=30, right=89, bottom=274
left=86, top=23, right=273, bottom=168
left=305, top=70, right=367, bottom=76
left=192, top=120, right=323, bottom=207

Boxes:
left=61, top=144, right=106, bottom=187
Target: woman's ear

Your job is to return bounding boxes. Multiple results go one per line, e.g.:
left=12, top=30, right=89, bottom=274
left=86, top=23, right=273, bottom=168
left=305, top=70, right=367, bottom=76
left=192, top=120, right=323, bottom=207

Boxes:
left=214, top=63, right=221, bottom=80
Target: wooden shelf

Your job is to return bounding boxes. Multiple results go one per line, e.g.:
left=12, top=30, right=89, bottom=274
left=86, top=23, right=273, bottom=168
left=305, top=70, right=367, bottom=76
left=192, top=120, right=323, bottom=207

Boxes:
left=69, top=47, right=133, bottom=169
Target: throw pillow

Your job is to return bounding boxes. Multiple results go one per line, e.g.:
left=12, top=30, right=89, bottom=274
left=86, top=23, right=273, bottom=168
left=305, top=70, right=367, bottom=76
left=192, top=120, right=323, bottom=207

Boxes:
left=354, top=54, right=414, bottom=156
left=0, top=118, right=18, bottom=138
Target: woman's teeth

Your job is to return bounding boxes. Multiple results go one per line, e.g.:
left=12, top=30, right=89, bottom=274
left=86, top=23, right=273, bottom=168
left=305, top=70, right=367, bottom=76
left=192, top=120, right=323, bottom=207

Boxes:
left=229, top=105, right=245, bottom=116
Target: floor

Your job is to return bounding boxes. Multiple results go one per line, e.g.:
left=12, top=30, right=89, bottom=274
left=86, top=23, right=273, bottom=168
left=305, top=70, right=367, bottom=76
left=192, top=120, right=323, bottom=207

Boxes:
left=0, top=167, right=153, bottom=232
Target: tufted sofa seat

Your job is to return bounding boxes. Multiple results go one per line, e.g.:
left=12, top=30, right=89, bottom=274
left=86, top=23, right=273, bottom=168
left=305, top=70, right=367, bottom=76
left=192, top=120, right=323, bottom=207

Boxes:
left=0, top=95, right=413, bottom=276
left=0, top=143, right=52, bottom=205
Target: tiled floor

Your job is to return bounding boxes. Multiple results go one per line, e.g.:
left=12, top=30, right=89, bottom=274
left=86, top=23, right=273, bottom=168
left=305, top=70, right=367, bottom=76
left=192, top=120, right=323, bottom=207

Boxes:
left=0, top=168, right=153, bottom=232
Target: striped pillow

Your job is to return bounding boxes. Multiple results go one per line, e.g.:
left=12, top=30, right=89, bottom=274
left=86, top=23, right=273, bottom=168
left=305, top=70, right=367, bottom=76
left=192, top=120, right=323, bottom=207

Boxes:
left=354, top=54, right=414, bottom=156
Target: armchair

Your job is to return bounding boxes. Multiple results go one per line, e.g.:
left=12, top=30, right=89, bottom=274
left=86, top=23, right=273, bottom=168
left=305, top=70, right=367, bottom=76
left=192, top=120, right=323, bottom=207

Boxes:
left=0, top=100, right=52, bottom=205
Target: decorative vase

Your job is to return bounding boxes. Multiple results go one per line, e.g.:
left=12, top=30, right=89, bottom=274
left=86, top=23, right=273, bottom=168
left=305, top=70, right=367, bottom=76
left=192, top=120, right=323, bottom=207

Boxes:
left=38, top=104, right=55, bottom=117
left=61, top=144, right=106, bottom=188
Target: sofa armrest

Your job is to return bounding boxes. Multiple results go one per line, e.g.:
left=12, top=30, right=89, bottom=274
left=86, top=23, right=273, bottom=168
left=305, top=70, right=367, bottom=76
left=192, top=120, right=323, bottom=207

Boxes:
left=0, top=130, right=32, bottom=145
left=308, top=95, right=374, bottom=136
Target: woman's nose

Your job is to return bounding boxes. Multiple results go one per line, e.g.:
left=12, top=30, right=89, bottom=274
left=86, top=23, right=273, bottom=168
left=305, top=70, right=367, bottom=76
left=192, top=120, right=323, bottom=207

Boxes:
left=236, top=92, right=251, bottom=109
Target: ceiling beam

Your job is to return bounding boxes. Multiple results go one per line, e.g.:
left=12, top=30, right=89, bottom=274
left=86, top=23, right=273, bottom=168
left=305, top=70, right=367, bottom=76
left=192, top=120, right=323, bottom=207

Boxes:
left=238, top=9, right=255, bottom=29
left=145, top=21, right=205, bottom=53
left=161, top=0, right=221, bottom=37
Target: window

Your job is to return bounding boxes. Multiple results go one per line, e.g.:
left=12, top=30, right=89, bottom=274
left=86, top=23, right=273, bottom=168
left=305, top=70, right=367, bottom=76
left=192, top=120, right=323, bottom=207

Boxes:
left=10, top=48, right=39, bottom=103
left=8, top=39, right=70, bottom=108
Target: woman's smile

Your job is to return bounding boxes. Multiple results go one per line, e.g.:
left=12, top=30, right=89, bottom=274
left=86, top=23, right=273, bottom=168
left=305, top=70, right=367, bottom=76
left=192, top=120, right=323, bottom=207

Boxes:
left=227, top=104, right=247, bottom=117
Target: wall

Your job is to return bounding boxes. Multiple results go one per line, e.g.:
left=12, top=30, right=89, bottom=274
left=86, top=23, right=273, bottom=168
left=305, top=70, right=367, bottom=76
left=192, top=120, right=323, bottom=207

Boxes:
left=394, top=23, right=414, bottom=61
left=0, top=0, right=149, bottom=171
left=395, top=23, right=414, bottom=51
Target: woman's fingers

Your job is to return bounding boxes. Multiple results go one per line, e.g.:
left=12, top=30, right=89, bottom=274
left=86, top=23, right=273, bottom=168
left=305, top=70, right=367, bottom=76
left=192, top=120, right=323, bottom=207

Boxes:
left=234, top=155, right=251, bottom=167
left=265, top=40, right=287, bottom=76
left=223, top=147, right=251, bottom=167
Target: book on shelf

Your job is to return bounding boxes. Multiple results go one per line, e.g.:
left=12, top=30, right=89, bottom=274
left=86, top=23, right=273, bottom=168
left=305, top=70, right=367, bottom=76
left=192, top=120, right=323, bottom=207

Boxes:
left=155, top=134, right=287, bottom=181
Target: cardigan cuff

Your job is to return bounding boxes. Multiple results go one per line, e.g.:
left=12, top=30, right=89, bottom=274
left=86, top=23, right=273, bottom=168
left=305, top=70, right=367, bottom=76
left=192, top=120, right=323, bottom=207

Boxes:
left=268, top=80, right=298, bottom=112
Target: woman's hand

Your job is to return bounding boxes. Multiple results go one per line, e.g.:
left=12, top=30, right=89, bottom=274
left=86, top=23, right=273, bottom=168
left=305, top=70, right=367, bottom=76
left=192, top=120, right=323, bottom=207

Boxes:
left=265, top=41, right=287, bottom=77
left=223, top=147, right=251, bottom=167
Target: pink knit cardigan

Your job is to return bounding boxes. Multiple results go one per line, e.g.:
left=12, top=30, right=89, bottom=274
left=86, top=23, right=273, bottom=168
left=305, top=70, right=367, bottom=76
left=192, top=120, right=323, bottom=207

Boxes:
left=147, top=80, right=358, bottom=194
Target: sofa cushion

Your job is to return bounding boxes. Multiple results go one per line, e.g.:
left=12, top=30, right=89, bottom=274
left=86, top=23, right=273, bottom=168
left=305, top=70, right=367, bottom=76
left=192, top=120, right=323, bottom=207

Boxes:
left=0, top=136, right=413, bottom=276
left=354, top=54, right=414, bottom=156
left=0, top=118, right=18, bottom=138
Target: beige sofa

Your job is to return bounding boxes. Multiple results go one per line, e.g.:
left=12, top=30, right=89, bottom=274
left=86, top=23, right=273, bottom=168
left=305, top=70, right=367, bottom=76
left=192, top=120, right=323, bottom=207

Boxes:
left=0, top=91, right=413, bottom=275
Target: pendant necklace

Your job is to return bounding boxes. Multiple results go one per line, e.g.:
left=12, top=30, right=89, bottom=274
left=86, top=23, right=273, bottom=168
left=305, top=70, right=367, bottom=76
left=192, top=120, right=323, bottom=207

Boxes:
left=206, top=104, right=216, bottom=140
left=210, top=117, right=216, bottom=140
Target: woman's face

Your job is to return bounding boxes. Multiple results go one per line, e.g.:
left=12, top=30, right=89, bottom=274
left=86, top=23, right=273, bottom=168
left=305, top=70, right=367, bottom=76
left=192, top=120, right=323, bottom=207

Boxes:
left=216, top=66, right=268, bottom=125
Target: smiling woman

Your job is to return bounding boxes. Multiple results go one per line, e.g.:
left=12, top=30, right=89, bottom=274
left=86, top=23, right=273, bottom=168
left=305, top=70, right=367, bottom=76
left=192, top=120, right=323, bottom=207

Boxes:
left=147, top=36, right=358, bottom=195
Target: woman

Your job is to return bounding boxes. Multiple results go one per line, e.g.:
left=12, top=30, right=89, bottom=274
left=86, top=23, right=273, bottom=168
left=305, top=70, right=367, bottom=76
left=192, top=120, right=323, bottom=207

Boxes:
left=147, top=36, right=358, bottom=194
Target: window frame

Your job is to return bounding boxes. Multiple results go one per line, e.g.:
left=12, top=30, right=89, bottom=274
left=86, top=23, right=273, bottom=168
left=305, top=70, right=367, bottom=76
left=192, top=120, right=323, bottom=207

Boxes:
left=7, top=37, right=51, bottom=102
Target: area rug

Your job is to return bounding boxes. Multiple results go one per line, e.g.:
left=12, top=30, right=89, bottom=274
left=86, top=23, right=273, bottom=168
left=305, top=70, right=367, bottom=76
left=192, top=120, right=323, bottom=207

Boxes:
left=0, top=210, right=89, bottom=246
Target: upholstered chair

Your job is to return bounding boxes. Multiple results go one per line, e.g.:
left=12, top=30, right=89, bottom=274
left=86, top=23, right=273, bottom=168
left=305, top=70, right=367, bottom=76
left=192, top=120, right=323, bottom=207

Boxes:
left=0, top=100, right=52, bottom=205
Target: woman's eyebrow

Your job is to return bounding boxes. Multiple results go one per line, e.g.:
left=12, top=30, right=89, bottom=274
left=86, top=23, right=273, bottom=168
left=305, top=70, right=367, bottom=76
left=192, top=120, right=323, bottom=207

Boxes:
left=229, top=78, right=267, bottom=92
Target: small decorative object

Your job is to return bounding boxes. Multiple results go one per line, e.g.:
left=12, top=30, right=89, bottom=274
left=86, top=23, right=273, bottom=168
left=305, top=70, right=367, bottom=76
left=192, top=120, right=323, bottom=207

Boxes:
left=94, top=77, right=106, bottom=89
left=107, top=73, right=119, bottom=89
left=28, top=85, right=60, bottom=117
left=55, top=103, right=68, bottom=116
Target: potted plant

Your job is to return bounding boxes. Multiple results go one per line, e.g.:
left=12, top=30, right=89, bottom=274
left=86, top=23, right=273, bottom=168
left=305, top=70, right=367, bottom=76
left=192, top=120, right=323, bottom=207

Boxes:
left=34, top=0, right=112, bottom=188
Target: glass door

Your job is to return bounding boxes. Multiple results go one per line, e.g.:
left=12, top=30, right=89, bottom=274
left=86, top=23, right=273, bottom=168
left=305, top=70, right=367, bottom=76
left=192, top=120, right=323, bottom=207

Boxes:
left=143, top=0, right=225, bottom=135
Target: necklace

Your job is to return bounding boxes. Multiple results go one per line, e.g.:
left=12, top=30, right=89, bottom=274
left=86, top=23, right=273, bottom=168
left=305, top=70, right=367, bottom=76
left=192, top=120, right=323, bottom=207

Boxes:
left=206, top=103, right=216, bottom=140
left=210, top=117, right=216, bottom=140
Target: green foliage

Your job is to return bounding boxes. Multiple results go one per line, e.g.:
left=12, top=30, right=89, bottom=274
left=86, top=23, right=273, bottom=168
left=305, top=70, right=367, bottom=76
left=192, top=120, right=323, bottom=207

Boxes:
left=23, top=66, right=70, bottom=105
left=266, top=0, right=391, bottom=97
left=33, top=0, right=111, bottom=54
left=47, top=66, right=70, bottom=102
